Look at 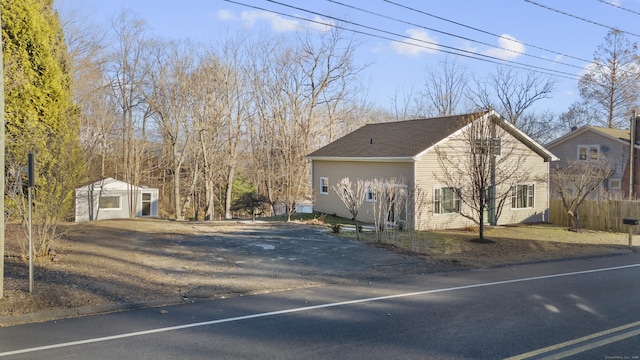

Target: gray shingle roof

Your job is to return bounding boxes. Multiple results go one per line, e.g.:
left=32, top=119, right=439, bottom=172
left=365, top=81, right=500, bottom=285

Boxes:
left=588, top=126, right=630, bottom=142
left=545, top=125, right=633, bottom=149
left=308, top=112, right=484, bottom=159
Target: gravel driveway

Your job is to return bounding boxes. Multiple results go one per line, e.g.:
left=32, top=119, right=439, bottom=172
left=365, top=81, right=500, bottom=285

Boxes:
left=175, top=223, right=462, bottom=299
left=1, top=220, right=464, bottom=325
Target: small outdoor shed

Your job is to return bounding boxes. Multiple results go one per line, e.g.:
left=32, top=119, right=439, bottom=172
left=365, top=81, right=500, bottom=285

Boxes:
left=75, top=177, right=159, bottom=222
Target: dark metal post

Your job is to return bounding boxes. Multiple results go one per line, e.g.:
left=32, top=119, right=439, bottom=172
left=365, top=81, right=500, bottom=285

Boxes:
left=28, top=153, right=34, bottom=292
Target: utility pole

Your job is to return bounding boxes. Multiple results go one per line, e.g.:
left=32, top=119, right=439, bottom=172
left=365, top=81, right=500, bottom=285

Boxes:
left=0, top=8, right=5, bottom=299
left=630, top=110, right=636, bottom=200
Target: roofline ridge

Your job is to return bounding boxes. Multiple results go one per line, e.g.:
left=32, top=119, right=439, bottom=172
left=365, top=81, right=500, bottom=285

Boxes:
left=369, top=111, right=489, bottom=126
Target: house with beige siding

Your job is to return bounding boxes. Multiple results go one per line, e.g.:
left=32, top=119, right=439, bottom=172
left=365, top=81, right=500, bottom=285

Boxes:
left=545, top=123, right=640, bottom=199
left=307, top=111, right=558, bottom=230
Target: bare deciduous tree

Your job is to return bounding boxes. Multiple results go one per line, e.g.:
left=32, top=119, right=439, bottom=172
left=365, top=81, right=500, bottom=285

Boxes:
left=189, top=52, right=227, bottom=220
left=147, top=40, right=197, bottom=220
left=107, top=9, right=154, bottom=218
left=559, top=101, right=601, bottom=132
left=58, top=0, right=117, bottom=179
left=579, top=29, right=640, bottom=129
left=216, top=37, right=252, bottom=220
left=470, top=67, right=558, bottom=143
left=421, top=57, right=468, bottom=117
left=249, top=28, right=362, bottom=221
left=391, top=84, right=423, bottom=120
left=435, top=113, right=545, bottom=241
left=368, top=178, right=408, bottom=242
left=551, top=158, right=612, bottom=230
left=331, top=178, right=367, bottom=239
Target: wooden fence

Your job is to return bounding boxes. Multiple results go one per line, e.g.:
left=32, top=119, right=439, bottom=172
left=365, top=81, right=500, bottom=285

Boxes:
left=549, top=198, right=640, bottom=233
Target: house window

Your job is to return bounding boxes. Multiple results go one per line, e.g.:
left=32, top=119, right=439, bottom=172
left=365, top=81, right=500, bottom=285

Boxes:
left=320, top=177, right=329, bottom=195
left=578, top=145, right=599, bottom=160
left=473, top=138, right=502, bottom=156
left=434, top=187, right=461, bottom=214
left=99, top=196, right=120, bottom=210
left=366, top=183, right=377, bottom=202
left=609, top=178, right=621, bottom=190
left=511, top=184, right=534, bottom=209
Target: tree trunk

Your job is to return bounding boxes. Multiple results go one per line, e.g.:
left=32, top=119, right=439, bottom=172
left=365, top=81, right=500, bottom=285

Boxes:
left=180, top=161, right=199, bottom=220
left=174, top=162, right=183, bottom=221
left=354, top=218, right=360, bottom=240
left=479, top=210, right=485, bottom=241
left=224, top=164, right=235, bottom=220
left=567, top=210, right=579, bottom=229
left=204, top=179, right=215, bottom=221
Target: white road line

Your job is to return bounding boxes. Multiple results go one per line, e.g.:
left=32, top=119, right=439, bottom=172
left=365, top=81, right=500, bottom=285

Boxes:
left=2, top=262, right=640, bottom=357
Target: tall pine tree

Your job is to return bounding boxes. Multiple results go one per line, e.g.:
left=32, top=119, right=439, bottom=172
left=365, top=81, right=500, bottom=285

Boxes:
left=1, top=0, right=85, bottom=256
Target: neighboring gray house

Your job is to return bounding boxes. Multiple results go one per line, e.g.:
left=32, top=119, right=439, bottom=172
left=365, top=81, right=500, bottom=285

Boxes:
left=545, top=124, right=640, bottom=199
left=307, top=111, right=558, bottom=230
left=75, top=177, right=159, bottom=222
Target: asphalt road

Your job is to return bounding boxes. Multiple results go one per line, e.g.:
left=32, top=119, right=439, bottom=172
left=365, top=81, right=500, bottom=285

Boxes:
left=1, top=253, right=639, bottom=359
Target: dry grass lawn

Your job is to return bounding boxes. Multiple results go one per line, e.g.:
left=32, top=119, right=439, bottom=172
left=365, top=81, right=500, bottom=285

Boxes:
left=345, top=222, right=634, bottom=268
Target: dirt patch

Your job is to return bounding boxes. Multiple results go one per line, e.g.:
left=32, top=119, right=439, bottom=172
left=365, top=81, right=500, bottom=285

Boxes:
left=0, top=219, right=634, bottom=326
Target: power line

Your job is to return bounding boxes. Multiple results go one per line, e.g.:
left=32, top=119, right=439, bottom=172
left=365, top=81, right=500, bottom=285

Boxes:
left=596, top=0, right=640, bottom=17
left=383, top=0, right=591, bottom=64
left=385, top=0, right=640, bottom=81
left=327, top=0, right=586, bottom=72
left=523, top=0, right=640, bottom=38
left=260, top=0, right=581, bottom=80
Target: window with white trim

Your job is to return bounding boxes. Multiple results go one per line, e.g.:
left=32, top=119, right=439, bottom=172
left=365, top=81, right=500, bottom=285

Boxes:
left=511, top=184, right=534, bottom=209
left=320, top=177, right=329, bottom=195
left=434, top=187, right=461, bottom=214
left=99, top=195, right=121, bottom=209
left=578, top=145, right=599, bottom=161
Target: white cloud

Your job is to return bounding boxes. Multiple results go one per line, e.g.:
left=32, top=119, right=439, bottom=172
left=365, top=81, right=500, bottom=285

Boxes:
left=308, top=15, right=333, bottom=33
left=216, top=9, right=235, bottom=21
left=241, top=10, right=300, bottom=32
left=483, top=34, right=525, bottom=61
left=217, top=9, right=332, bottom=33
left=391, top=29, right=439, bottom=56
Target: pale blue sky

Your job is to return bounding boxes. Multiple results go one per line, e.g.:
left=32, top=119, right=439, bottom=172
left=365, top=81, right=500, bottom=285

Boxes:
left=74, top=0, right=640, bottom=116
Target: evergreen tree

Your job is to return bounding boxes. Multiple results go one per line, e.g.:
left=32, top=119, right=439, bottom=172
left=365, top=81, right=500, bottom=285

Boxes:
left=1, top=0, right=85, bottom=256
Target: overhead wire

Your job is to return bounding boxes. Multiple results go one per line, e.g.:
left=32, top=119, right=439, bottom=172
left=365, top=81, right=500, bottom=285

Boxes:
left=383, top=0, right=591, bottom=64
left=260, top=0, right=581, bottom=81
left=383, top=0, right=640, bottom=81
left=327, top=0, right=587, bottom=72
left=523, top=0, right=640, bottom=38
left=596, top=0, right=640, bottom=17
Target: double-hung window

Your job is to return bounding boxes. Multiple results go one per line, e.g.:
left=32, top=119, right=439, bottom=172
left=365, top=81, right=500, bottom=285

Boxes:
left=320, top=177, right=329, bottom=195
left=434, top=187, right=461, bottom=214
left=511, top=184, right=534, bottom=209
left=578, top=145, right=599, bottom=161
